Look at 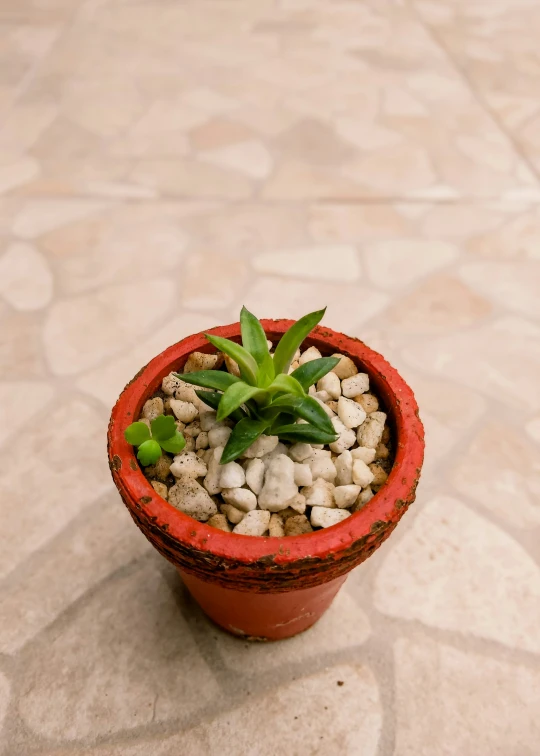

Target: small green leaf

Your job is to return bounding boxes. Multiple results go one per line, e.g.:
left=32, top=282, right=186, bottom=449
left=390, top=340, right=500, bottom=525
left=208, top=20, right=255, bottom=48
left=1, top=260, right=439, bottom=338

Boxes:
left=124, top=421, right=151, bottom=446
left=268, top=373, right=305, bottom=398
left=269, top=395, right=335, bottom=434
left=272, top=308, right=326, bottom=375
left=150, top=414, right=177, bottom=442
left=271, top=423, right=338, bottom=445
left=195, top=390, right=248, bottom=422
left=220, top=418, right=270, bottom=464
left=204, top=334, right=259, bottom=385
left=290, top=356, right=340, bottom=390
left=160, top=432, right=186, bottom=455
left=137, top=439, right=162, bottom=466
left=256, top=352, right=275, bottom=388
left=240, top=306, right=271, bottom=366
left=216, top=382, right=263, bottom=422
left=176, top=370, right=239, bottom=392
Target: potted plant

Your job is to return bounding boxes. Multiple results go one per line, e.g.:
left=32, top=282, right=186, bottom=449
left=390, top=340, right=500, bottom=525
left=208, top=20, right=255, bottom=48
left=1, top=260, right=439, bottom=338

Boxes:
left=108, top=308, right=424, bottom=640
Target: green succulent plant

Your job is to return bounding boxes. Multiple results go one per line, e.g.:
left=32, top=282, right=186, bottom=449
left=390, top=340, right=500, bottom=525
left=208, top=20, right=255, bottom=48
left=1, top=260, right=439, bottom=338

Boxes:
left=124, top=414, right=185, bottom=466
left=177, top=307, right=340, bottom=464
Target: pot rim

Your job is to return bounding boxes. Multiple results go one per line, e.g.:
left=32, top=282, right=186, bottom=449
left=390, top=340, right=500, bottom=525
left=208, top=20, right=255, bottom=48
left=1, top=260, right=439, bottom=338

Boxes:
left=108, top=319, right=424, bottom=568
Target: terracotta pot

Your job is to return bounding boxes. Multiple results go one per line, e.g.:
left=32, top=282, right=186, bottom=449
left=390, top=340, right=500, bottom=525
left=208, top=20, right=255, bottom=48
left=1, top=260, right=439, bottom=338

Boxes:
left=108, top=320, right=424, bottom=640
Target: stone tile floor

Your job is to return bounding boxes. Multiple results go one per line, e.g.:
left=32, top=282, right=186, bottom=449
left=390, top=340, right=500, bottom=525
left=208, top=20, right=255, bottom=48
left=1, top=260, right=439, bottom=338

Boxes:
left=1, top=0, right=540, bottom=753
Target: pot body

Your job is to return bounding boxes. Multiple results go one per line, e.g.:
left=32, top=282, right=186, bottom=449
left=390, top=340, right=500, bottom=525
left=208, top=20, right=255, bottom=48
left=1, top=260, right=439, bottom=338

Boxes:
left=108, top=320, right=424, bottom=640
left=179, top=569, right=348, bottom=640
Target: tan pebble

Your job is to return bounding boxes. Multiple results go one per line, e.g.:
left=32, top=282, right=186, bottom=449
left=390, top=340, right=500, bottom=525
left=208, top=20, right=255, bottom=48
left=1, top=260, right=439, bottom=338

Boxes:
left=369, top=463, right=388, bottom=487
left=327, top=400, right=339, bottom=413
left=331, top=353, right=358, bottom=379
left=354, top=393, right=379, bottom=414
left=144, top=454, right=172, bottom=482
left=183, top=351, right=220, bottom=373
left=142, top=397, right=164, bottom=421
left=284, top=514, right=313, bottom=536
left=220, top=502, right=245, bottom=524
left=184, top=436, right=195, bottom=452
left=269, top=513, right=285, bottom=537
left=184, top=421, right=201, bottom=438
left=286, top=492, right=306, bottom=514
left=381, top=425, right=391, bottom=444
left=278, top=507, right=302, bottom=520
left=196, top=431, right=209, bottom=450
left=224, top=354, right=241, bottom=376
left=207, top=513, right=231, bottom=532
left=150, top=480, right=168, bottom=500
left=375, top=442, right=390, bottom=460
left=352, top=486, right=374, bottom=512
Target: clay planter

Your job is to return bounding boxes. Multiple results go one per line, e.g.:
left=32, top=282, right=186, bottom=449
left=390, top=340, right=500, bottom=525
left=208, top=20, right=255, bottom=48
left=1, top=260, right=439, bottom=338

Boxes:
left=108, top=320, right=424, bottom=641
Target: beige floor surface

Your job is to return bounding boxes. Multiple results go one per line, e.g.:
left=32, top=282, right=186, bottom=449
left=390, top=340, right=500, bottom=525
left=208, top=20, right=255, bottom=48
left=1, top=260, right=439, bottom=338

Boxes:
left=1, top=0, right=540, bottom=754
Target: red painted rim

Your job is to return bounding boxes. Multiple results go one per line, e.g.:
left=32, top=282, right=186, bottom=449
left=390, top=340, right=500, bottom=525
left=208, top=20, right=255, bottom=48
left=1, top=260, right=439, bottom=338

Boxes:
left=108, top=320, right=424, bottom=569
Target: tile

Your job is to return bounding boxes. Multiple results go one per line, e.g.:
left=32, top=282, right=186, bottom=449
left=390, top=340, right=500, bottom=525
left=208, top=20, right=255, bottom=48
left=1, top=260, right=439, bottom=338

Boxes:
left=0, top=242, right=53, bottom=310
left=363, top=240, right=459, bottom=290
left=0, top=157, right=40, bottom=194
left=200, top=139, right=273, bottom=180
left=0, top=670, right=9, bottom=737
left=394, top=636, right=540, bottom=756
left=179, top=252, right=249, bottom=311
left=18, top=560, right=219, bottom=739
left=0, top=381, right=54, bottom=447
left=252, top=246, right=361, bottom=283
left=458, top=260, right=540, bottom=318
left=374, top=497, right=540, bottom=652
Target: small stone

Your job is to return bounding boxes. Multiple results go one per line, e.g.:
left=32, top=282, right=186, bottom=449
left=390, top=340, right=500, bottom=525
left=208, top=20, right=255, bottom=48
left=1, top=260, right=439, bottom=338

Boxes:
left=285, top=515, right=313, bottom=536
left=375, top=442, right=390, bottom=460
left=170, top=399, right=198, bottom=423
left=288, top=359, right=300, bottom=374
left=224, top=354, right=241, bottom=377
left=140, top=418, right=152, bottom=430
left=317, top=371, right=341, bottom=400
left=162, top=373, right=184, bottom=396
left=327, top=400, right=339, bottom=413
left=314, top=396, right=336, bottom=417
left=170, top=451, right=207, bottom=479
left=357, top=413, right=386, bottom=448
left=288, top=443, right=313, bottom=462
left=233, top=509, right=270, bottom=536
left=242, top=434, right=279, bottom=458
left=150, top=480, right=169, bottom=500
left=329, top=416, right=356, bottom=453
left=174, top=380, right=199, bottom=404
left=208, top=425, right=232, bottom=447
left=352, top=459, right=375, bottom=487
left=342, top=373, right=369, bottom=398
left=311, top=507, right=351, bottom=528
left=354, top=393, right=379, bottom=414
left=219, top=461, right=246, bottom=489
left=183, top=352, right=221, bottom=373
left=258, top=454, right=298, bottom=512
left=369, top=463, right=388, bottom=488
left=183, top=422, right=201, bottom=438
left=335, top=450, right=354, bottom=485
left=338, top=396, right=367, bottom=429
left=220, top=503, right=245, bottom=524
left=294, top=463, right=313, bottom=487
left=331, top=353, right=358, bottom=380
left=313, top=390, right=331, bottom=403
left=200, top=410, right=218, bottom=431
left=142, top=397, right=164, bottom=421
left=352, top=487, right=375, bottom=512
left=303, top=478, right=335, bottom=508
left=207, top=513, right=231, bottom=532
left=351, top=447, right=377, bottom=464
left=309, top=453, right=337, bottom=482
left=168, top=478, right=218, bottom=521
left=269, top=513, right=285, bottom=537
left=334, top=484, right=361, bottom=509
left=381, top=426, right=391, bottom=444
left=221, top=487, right=257, bottom=512
left=144, top=454, right=172, bottom=482
left=286, top=492, right=307, bottom=514
left=261, top=442, right=288, bottom=465
left=203, top=446, right=223, bottom=494
left=184, top=436, right=195, bottom=452
left=299, top=346, right=322, bottom=365
left=245, top=458, right=265, bottom=494
left=196, top=431, right=209, bottom=450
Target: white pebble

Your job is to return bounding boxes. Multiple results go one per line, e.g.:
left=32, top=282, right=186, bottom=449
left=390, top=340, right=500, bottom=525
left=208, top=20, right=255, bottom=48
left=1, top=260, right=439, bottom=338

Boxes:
left=313, top=390, right=331, bottom=403
left=183, top=351, right=220, bottom=373
left=221, top=487, right=257, bottom=512
left=261, top=442, right=288, bottom=465
left=199, top=410, right=218, bottom=431
left=309, top=453, right=337, bottom=483
left=334, top=484, right=361, bottom=509
left=311, top=507, right=351, bottom=528
left=233, top=510, right=270, bottom=536
left=245, top=458, right=265, bottom=494
left=170, top=399, right=198, bottom=423
left=174, top=380, right=199, bottom=404
left=335, top=450, right=353, bottom=485
left=288, top=442, right=313, bottom=462
left=331, top=353, right=358, bottom=380
left=350, top=447, right=377, bottom=464
left=357, top=412, right=386, bottom=448
left=170, top=451, right=207, bottom=479
left=221, top=503, right=245, bottom=524
left=354, top=486, right=374, bottom=511
left=242, top=434, right=279, bottom=458
left=208, top=425, right=232, bottom=448
left=294, top=462, right=313, bottom=487
left=258, top=454, right=298, bottom=512
left=161, top=373, right=183, bottom=396
left=168, top=478, right=217, bottom=521
left=317, top=371, right=341, bottom=400
left=302, top=478, right=335, bottom=508
left=329, top=416, right=356, bottom=453
left=142, top=397, right=163, bottom=421
left=286, top=492, right=307, bottom=514
left=341, top=373, right=369, bottom=398
left=219, top=461, right=246, bottom=489
left=337, top=396, right=367, bottom=429
left=196, top=431, right=209, bottom=450
left=352, top=459, right=375, bottom=488
left=313, top=396, right=335, bottom=417
left=299, top=346, right=322, bottom=365
left=203, top=446, right=223, bottom=495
